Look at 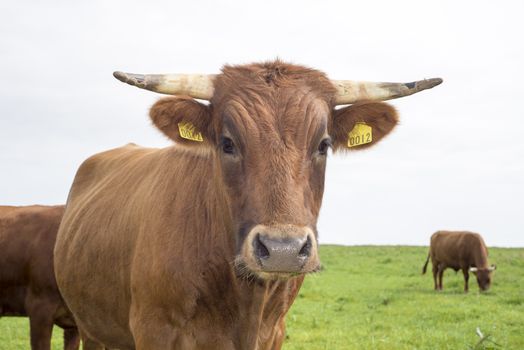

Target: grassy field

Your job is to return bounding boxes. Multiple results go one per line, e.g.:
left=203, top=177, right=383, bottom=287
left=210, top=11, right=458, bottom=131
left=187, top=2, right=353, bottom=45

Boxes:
left=1, top=245, right=522, bottom=349
left=285, top=246, right=524, bottom=350
left=0, top=317, right=65, bottom=349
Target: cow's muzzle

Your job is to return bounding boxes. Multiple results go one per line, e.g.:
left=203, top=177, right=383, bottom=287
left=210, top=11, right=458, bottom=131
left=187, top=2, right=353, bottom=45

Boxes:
left=238, top=224, right=320, bottom=278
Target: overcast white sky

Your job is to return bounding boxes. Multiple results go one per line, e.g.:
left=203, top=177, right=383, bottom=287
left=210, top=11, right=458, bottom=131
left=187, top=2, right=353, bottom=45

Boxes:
left=1, top=0, right=523, bottom=247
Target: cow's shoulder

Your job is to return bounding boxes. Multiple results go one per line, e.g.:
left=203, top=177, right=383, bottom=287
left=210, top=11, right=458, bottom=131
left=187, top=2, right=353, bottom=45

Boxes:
left=70, top=143, right=156, bottom=192
left=76, top=143, right=147, bottom=175
left=462, top=231, right=487, bottom=249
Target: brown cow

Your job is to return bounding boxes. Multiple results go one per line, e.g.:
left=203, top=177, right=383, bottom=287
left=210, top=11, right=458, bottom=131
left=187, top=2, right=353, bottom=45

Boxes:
left=422, top=230, right=496, bottom=292
left=0, top=205, right=80, bottom=350
left=54, top=60, right=441, bottom=349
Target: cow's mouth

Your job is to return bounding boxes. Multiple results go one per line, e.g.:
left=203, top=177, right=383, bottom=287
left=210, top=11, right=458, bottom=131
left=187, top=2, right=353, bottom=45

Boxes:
left=234, top=256, right=321, bottom=282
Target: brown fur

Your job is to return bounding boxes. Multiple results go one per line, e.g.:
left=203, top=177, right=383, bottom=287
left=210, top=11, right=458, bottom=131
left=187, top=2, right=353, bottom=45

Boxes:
left=422, top=231, right=495, bottom=292
left=54, top=61, right=399, bottom=349
left=0, top=205, right=80, bottom=350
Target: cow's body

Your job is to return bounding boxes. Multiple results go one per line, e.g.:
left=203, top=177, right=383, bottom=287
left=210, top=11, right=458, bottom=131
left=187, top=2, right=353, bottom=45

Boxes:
left=55, top=61, right=440, bottom=349
left=0, top=205, right=79, bottom=350
left=56, top=144, right=303, bottom=349
left=422, top=230, right=495, bottom=292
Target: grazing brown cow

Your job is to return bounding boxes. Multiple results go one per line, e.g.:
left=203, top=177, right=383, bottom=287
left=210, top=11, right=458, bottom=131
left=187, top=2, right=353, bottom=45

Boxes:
left=422, top=230, right=496, bottom=292
left=54, top=60, right=441, bottom=349
left=0, top=205, right=80, bottom=350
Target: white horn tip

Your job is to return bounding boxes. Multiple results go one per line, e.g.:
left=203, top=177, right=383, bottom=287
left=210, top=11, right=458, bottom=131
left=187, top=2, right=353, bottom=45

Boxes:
left=113, top=71, right=126, bottom=82
left=113, top=71, right=146, bottom=88
left=405, top=78, right=443, bottom=92
left=418, top=78, right=443, bottom=90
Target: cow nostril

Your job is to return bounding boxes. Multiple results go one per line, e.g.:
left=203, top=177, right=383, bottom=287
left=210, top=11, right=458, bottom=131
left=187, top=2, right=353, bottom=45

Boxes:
left=254, top=234, right=270, bottom=260
left=298, top=236, right=312, bottom=258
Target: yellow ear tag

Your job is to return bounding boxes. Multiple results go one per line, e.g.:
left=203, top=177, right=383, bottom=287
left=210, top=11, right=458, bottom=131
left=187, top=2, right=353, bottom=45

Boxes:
left=177, top=122, right=204, bottom=142
left=347, top=122, right=372, bottom=148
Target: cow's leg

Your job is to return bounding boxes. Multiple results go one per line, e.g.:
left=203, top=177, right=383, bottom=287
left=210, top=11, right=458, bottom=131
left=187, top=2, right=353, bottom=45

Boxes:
left=63, top=327, right=81, bottom=350
left=462, top=268, right=469, bottom=293
left=79, top=328, right=106, bottom=350
left=82, top=337, right=106, bottom=350
left=26, top=302, right=56, bottom=350
left=130, top=316, right=177, bottom=349
left=437, top=265, right=445, bottom=290
left=130, top=303, right=191, bottom=350
left=432, top=263, right=439, bottom=290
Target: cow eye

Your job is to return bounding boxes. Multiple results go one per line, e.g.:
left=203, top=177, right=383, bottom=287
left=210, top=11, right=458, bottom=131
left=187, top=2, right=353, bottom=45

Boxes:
left=221, top=137, right=236, bottom=154
left=317, top=138, right=332, bottom=156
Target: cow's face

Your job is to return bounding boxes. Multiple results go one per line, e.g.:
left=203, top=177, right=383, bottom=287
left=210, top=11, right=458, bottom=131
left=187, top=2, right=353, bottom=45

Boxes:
left=149, top=63, right=399, bottom=280
left=472, top=266, right=495, bottom=291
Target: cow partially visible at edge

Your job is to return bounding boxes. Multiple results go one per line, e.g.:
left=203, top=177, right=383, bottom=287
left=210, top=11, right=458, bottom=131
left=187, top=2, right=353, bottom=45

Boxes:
left=423, top=230, right=496, bottom=292
left=0, top=205, right=79, bottom=350
left=54, top=60, right=442, bottom=350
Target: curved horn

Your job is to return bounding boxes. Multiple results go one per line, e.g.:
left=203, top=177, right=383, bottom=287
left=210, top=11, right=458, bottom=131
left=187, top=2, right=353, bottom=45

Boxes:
left=332, top=78, right=443, bottom=105
left=113, top=72, right=215, bottom=100
left=489, top=265, right=496, bottom=271
left=469, top=267, right=478, bottom=272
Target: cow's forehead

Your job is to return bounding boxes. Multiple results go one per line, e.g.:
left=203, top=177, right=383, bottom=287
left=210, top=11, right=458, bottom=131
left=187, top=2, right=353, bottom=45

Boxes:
left=210, top=61, right=337, bottom=109
left=210, top=62, right=335, bottom=143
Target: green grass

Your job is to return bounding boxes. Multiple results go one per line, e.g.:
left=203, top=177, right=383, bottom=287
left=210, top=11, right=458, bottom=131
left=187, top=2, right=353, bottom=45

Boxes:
left=0, top=317, right=64, bottom=349
left=284, top=246, right=524, bottom=350
left=1, top=246, right=522, bottom=349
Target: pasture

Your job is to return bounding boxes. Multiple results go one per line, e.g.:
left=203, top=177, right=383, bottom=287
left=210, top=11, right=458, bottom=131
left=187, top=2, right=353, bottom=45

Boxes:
left=1, top=245, right=522, bottom=349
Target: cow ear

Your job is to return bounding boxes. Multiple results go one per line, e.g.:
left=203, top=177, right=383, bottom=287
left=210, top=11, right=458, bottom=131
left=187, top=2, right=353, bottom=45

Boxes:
left=330, top=101, right=398, bottom=153
left=149, top=96, right=214, bottom=146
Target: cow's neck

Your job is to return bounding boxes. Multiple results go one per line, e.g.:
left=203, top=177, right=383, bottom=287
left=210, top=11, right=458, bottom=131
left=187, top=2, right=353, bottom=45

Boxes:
left=166, top=148, right=303, bottom=348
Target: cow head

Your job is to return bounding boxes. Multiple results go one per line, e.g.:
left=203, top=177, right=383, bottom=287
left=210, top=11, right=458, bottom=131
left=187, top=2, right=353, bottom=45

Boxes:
left=470, top=265, right=496, bottom=291
left=114, top=61, right=441, bottom=280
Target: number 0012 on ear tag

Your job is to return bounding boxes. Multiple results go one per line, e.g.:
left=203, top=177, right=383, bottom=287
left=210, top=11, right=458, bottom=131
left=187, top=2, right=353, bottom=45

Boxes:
left=347, top=122, right=372, bottom=148
left=178, top=122, right=203, bottom=142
